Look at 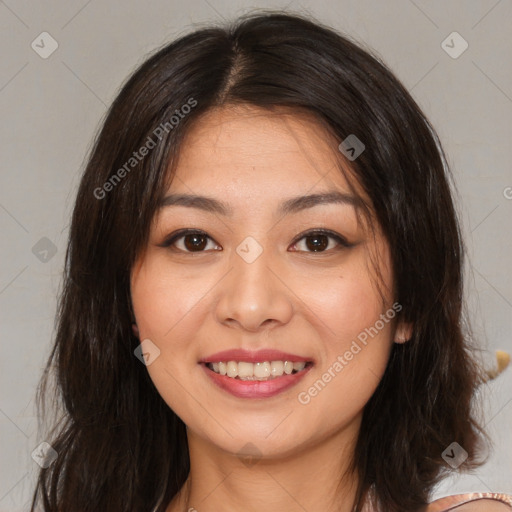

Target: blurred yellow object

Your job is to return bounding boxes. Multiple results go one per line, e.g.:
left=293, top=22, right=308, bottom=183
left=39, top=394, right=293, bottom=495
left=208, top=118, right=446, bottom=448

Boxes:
left=485, top=350, right=511, bottom=381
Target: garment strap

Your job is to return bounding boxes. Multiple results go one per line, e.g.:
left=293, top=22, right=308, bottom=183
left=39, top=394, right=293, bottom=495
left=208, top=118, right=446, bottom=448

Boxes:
left=426, top=492, right=512, bottom=511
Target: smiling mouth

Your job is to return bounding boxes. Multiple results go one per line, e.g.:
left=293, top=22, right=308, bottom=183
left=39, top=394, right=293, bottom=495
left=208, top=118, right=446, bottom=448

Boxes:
left=204, top=360, right=314, bottom=381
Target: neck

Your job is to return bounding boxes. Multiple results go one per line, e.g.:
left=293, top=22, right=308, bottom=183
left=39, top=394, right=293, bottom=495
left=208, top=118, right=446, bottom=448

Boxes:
left=167, top=421, right=363, bottom=512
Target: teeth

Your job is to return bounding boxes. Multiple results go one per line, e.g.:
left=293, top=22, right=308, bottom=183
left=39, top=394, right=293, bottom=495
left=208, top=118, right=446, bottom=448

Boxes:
left=206, top=360, right=308, bottom=380
left=270, top=360, right=284, bottom=376
left=254, top=361, right=271, bottom=378
left=227, top=361, right=238, bottom=378
left=238, top=362, right=254, bottom=378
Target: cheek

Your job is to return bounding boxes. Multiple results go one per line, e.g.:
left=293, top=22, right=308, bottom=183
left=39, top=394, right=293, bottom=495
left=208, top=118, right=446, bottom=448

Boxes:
left=130, top=260, right=204, bottom=416
left=131, top=257, right=209, bottom=341
left=297, top=278, right=394, bottom=426
left=301, top=257, right=391, bottom=347
left=297, top=249, right=395, bottom=407
left=320, top=279, right=379, bottom=331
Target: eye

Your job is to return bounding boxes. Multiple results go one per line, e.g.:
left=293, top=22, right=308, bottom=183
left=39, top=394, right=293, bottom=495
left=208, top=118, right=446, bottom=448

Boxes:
left=159, top=229, right=221, bottom=253
left=159, top=228, right=353, bottom=254
left=289, top=229, right=353, bottom=253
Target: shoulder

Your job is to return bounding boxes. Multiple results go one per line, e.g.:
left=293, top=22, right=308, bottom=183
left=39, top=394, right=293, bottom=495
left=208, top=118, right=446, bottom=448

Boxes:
left=426, top=493, right=512, bottom=512
left=453, top=500, right=511, bottom=511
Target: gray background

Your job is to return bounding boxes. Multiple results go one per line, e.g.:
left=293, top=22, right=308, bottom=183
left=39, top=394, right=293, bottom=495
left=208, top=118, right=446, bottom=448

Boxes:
left=1, top=0, right=511, bottom=509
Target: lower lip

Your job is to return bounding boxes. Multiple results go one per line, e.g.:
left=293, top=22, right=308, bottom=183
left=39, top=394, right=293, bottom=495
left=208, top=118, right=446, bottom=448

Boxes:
left=201, top=363, right=313, bottom=399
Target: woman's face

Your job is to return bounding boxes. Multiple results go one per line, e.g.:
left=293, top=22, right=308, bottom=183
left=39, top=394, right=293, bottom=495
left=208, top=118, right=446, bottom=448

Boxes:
left=130, top=105, right=408, bottom=460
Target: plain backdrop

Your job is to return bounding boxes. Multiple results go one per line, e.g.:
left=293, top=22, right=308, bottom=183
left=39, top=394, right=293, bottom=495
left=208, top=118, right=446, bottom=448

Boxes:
left=0, top=0, right=511, bottom=510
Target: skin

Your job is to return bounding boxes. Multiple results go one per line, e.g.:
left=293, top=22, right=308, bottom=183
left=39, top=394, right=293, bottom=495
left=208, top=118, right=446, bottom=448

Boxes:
left=458, top=504, right=511, bottom=511
left=455, top=504, right=511, bottom=511
left=130, top=105, right=414, bottom=512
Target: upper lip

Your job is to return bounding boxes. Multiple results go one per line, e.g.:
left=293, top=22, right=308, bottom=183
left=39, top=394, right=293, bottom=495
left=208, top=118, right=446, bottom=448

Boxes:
left=199, top=349, right=314, bottom=364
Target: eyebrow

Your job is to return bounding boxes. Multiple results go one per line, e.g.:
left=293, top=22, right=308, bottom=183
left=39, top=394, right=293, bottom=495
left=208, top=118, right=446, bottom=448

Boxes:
left=158, top=191, right=360, bottom=217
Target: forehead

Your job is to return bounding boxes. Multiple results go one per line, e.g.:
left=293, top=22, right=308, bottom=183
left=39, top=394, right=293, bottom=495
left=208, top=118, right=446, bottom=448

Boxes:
left=168, top=105, right=361, bottom=199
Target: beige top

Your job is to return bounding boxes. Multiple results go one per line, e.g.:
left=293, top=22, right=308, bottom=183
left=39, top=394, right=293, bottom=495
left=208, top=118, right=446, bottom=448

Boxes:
left=425, top=492, right=512, bottom=511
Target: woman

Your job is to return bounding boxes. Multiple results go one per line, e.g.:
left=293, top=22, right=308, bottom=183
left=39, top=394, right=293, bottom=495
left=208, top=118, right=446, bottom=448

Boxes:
left=31, top=11, right=512, bottom=512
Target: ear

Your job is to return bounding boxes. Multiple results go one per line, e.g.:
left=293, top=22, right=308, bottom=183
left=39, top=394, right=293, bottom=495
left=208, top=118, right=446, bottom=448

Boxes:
left=132, top=323, right=140, bottom=339
left=394, top=321, right=413, bottom=344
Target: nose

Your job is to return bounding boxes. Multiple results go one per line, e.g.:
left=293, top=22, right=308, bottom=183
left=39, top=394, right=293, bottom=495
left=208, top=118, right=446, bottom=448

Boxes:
left=214, top=243, right=294, bottom=333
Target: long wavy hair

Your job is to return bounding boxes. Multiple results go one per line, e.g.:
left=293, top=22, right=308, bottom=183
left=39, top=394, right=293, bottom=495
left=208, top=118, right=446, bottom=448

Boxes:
left=31, top=10, right=487, bottom=512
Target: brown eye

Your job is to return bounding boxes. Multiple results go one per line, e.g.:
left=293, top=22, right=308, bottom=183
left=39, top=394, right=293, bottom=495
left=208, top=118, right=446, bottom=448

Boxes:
left=160, top=230, right=220, bottom=253
left=290, top=230, right=352, bottom=253
left=304, top=234, right=329, bottom=252
left=182, top=233, right=208, bottom=251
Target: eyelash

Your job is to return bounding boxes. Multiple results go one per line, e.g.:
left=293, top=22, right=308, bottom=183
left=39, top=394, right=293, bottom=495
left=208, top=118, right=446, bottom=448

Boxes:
left=159, top=228, right=353, bottom=254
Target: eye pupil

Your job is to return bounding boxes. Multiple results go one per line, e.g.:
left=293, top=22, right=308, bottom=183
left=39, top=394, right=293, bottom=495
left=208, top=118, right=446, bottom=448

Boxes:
left=184, top=234, right=208, bottom=251
left=306, top=234, right=329, bottom=252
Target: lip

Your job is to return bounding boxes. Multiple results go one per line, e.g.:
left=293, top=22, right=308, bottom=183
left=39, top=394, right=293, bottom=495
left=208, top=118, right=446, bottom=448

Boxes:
left=198, top=348, right=313, bottom=364
left=201, top=362, right=313, bottom=399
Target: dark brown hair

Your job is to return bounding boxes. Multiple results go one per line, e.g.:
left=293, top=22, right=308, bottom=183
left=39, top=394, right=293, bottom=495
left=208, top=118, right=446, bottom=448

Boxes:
left=31, top=10, right=487, bottom=512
